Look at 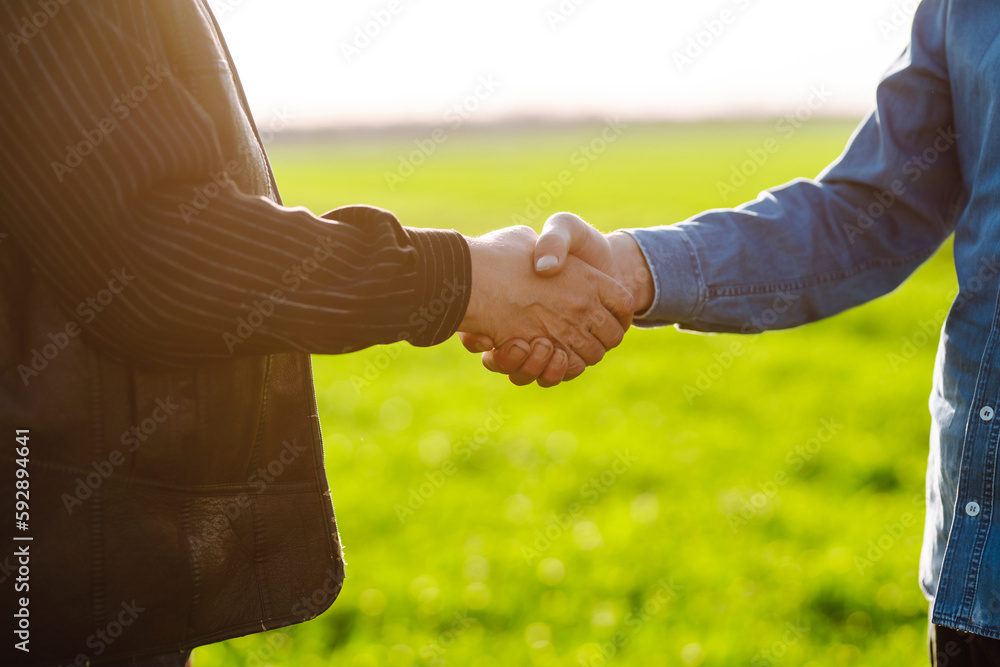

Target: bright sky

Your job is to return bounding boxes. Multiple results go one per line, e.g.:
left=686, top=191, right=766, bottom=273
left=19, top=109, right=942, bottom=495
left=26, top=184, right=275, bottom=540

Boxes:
left=209, top=0, right=919, bottom=129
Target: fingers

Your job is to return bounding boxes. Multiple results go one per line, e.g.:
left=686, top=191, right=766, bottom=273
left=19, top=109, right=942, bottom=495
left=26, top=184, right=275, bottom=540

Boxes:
left=536, top=349, right=569, bottom=388
left=459, top=332, right=495, bottom=354
left=483, top=318, right=617, bottom=383
left=533, top=215, right=630, bottom=362
left=593, top=268, right=636, bottom=332
left=533, top=214, right=574, bottom=275
left=481, top=350, right=502, bottom=373
left=483, top=339, right=532, bottom=374
left=544, top=260, right=630, bottom=365
left=508, top=339, right=557, bottom=386
left=481, top=338, right=569, bottom=388
left=534, top=212, right=614, bottom=276
left=563, top=351, right=587, bottom=380
left=468, top=217, right=631, bottom=386
left=587, top=307, right=627, bottom=351
left=565, top=331, right=607, bottom=367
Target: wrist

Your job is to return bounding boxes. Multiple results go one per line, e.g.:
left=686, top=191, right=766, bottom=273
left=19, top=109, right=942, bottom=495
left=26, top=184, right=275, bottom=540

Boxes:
left=608, top=232, right=654, bottom=314
left=460, top=236, right=492, bottom=333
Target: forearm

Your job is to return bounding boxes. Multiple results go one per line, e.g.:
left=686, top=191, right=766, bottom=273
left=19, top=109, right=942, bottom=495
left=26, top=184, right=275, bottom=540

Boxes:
left=622, top=170, right=958, bottom=334
left=618, top=0, right=960, bottom=333
left=17, top=182, right=472, bottom=364
left=0, top=2, right=472, bottom=366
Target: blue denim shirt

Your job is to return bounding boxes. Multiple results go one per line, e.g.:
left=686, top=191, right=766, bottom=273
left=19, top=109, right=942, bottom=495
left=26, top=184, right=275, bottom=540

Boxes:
left=625, top=0, right=1000, bottom=638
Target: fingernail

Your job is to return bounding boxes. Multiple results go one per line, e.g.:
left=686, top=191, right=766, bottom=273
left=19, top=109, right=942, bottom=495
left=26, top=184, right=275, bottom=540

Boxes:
left=475, top=341, right=492, bottom=352
left=510, top=343, right=530, bottom=363
left=553, top=349, right=567, bottom=367
left=535, top=255, right=559, bottom=272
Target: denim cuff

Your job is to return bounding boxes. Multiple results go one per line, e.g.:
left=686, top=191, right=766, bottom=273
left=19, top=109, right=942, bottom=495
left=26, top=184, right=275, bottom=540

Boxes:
left=622, top=226, right=705, bottom=327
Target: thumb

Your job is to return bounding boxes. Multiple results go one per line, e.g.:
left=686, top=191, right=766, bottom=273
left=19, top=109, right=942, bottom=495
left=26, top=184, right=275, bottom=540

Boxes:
left=458, top=332, right=495, bottom=353
left=533, top=212, right=613, bottom=276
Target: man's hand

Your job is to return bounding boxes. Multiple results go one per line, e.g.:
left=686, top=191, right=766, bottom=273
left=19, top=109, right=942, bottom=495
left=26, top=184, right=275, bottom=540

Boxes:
left=463, top=214, right=654, bottom=387
left=458, top=225, right=634, bottom=382
left=533, top=212, right=654, bottom=310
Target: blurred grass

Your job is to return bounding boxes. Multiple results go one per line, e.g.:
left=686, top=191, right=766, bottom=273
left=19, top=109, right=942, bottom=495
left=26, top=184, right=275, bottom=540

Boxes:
left=193, top=119, right=953, bottom=666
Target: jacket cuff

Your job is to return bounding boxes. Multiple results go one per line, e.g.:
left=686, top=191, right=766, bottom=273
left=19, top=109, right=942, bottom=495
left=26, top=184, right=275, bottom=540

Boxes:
left=623, top=226, right=706, bottom=327
left=401, top=227, right=472, bottom=346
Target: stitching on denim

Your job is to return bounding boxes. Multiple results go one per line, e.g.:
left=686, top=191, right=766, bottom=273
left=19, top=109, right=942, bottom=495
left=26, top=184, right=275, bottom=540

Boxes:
left=678, top=228, right=708, bottom=320
left=705, top=247, right=938, bottom=298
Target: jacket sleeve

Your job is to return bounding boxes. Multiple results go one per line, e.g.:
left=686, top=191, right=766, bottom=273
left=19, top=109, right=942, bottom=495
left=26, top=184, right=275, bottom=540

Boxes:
left=0, top=0, right=470, bottom=367
left=626, top=0, right=962, bottom=333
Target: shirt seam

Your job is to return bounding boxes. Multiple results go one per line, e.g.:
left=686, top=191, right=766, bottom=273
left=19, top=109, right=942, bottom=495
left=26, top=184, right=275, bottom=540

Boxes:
left=678, top=227, right=709, bottom=321
left=704, top=246, right=939, bottom=299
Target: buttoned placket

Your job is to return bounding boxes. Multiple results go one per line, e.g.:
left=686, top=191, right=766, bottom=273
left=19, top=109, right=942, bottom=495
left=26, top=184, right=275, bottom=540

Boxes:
left=935, top=291, right=1000, bottom=625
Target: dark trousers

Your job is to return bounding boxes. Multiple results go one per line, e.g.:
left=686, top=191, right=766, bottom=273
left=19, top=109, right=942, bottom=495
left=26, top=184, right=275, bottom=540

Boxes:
left=930, top=623, right=1000, bottom=666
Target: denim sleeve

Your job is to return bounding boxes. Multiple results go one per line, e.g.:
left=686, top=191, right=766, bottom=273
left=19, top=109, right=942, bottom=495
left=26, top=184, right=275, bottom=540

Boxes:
left=627, top=0, right=962, bottom=333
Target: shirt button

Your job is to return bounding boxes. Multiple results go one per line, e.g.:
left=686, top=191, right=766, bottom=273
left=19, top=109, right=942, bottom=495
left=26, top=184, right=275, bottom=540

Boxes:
left=966, top=501, right=981, bottom=517
left=981, top=406, right=995, bottom=422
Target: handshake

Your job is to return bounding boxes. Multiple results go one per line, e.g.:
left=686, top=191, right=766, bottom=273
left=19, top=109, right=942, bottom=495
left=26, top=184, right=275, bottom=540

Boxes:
left=457, top=213, right=654, bottom=387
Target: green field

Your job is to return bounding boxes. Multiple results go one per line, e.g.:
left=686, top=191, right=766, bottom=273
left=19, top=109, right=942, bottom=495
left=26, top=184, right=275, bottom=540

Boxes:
left=192, top=119, right=952, bottom=666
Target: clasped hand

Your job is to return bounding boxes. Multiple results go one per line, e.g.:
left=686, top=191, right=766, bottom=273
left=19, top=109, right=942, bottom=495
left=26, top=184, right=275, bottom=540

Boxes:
left=458, top=213, right=653, bottom=387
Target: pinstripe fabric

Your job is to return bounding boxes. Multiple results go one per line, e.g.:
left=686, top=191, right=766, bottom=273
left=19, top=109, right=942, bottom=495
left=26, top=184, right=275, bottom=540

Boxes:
left=0, top=1, right=468, bottom=662
left=0, top=0, right=471, bottom=367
